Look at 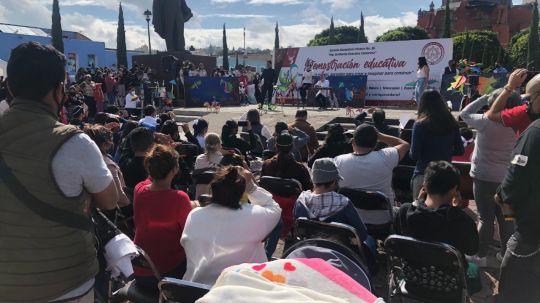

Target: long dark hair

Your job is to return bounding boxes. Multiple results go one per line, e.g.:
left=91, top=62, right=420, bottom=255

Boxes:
left=418, top=57, right=428, bottom=69
left=221, top=120, right=238, bottom=141
left=210, top=166, right=246, bottom=210
left=246, top=109, right=261, bottom=126
left=276, top=138, right=295, bottom=178
left=417, top=90, right=459, bottom=135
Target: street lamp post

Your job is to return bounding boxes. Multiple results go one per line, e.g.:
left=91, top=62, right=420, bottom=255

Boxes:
left=143, top=9, right=152, bottom=54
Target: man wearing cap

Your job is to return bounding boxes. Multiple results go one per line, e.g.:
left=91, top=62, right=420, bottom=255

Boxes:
left=262, top=131, right=313, bottom=192
left=334, top=124, right=409, bottom=205
left=294, top=158, right=368, bottom=242
left=289, top=110, right=319, bottom=161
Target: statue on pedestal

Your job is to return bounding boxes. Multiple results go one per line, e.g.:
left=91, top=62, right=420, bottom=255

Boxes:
left=152, top=0, right=193, bottom=52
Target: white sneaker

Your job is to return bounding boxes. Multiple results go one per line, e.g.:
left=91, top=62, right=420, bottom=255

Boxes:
left=466, top=255, right=487, bottom=267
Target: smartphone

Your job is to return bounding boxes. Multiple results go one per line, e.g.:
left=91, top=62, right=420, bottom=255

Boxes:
left=238, top=120, right=249, bottom=127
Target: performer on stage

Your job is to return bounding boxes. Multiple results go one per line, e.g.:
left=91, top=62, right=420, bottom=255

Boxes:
left=314, top=74, right=330, bottom=110
left=260, top=61, right=276, bottom=109
left=300, top=68, right=313, bottom=107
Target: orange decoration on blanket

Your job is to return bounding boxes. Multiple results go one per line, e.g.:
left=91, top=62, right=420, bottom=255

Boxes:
left=261, top=270, right=286, bottom=284
left=283, top=262, right=297, bottom=272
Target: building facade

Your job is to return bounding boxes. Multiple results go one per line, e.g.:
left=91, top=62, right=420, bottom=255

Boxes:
left=0, top=23, right=143, bottom=75
left=417, top=0, right=533, bottom=47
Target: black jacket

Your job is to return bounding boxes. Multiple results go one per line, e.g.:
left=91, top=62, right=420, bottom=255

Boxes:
left=308, top=141, right=352, bottom=168
left=394, top=202, right=479, bottom=257
left=498, top=118, right=540, bottom=245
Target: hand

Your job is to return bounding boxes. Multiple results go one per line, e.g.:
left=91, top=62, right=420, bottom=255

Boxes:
left=367, top=107, right=377, bottom=114
left=155, top=133, right=173, bottom=146
left=507, top=68, right=528, bottom=89
left=105, top=122, right=120, bottom=131
left=494, top=193, right=503, bottom=206
left=417, top=186, right=427, bottom=202
left=181, top=123, right=190, bottom=133
left=245, top=120, right=252, bottom=131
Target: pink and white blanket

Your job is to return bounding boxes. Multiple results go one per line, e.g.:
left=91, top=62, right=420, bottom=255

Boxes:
left=197, top=258, right=384, bottom=303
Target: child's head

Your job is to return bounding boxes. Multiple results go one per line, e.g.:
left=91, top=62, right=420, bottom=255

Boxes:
left=144, top=144, right=179, bottom=180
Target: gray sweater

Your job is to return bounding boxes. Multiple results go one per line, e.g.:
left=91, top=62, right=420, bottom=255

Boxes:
left=459, top=95, right=516, bottom=183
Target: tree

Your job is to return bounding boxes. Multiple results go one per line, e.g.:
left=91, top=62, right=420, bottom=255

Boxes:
left=375, top=26, right=429, bottom=42
left=222, top=24, right=229, bottom=71
left=452, top=30, right=501, bottom=64
left=274, top=22, right=280, bottom=49
left=51, top=0, right=64, bottom=53
left=461, top=30, right=469, bottom=59
left=328, top=17, right=336, bottom=45
left=527, top=0, right=540, bottom=70
left=116, top=3, right=128, bottom=68
left=308, top=26, right=363, bottom=46
left=442, top=0, right=451, bottom=38
left=357, top=12, right=368, bottom=43
left=234, top=47, right=239, bottom=68
left=508, top=28, right=540, bottom=68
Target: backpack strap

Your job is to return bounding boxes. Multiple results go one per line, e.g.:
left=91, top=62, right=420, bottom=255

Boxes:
left=0, top=155, right=93, bottom=232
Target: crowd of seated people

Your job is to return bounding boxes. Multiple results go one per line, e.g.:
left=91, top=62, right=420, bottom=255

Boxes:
left=2, top=42, right=540, bottom=303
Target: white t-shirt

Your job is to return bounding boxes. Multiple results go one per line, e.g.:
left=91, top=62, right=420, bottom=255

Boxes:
left=50, top=133, right=113, bottom=301
left=302, top=71, right=313, bottom=84
left=315, top=79, right=330, bottom=97
left=417, top=66, right=429, bottom=79
left=334, top=148, right=399, bottom=204
left=125, top=92, right=139, bottom=109
left=139, top=116, right=157, bottom=128
left=194, top=152, right=223, bottom=170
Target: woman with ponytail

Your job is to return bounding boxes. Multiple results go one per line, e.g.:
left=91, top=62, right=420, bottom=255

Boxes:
left=181, top=166, right=281, bottom=285
left=261, top=131, right=313, bottom=191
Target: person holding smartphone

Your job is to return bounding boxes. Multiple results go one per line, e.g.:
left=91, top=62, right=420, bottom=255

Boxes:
left=221, top=119, right=257, bottom=157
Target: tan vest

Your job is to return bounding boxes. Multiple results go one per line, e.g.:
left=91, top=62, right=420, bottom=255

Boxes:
left=0, top=98, right=98, bottom=302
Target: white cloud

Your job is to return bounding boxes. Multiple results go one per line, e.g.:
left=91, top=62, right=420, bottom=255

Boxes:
left=198, top=14, right=273, bottom=18
left=0, top=0, right=417, bottom=52
left=211, top=0, right=242, bottom=3
left=321, top=0, right=356, bottom=10
left=248, top=0, right=305, bottom=5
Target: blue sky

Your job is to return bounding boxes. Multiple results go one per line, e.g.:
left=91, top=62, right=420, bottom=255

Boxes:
left=0, top=0, right=526, bottom=50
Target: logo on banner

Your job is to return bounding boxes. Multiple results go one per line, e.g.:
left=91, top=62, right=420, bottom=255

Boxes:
left=422, top=42, right=445, bottom=65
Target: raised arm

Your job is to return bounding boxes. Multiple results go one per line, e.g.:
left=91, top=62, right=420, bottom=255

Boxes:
left=378, top=132, right=410, bottom=161
left=459, top=94, right=489, bottom=130
left=486, top=69, right=527, bottom=123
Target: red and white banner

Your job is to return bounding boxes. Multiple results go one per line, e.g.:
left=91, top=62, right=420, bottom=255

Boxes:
left=275, top=39, right=453, bottom=104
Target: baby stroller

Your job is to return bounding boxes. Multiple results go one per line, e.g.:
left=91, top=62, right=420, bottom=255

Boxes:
left=282, top=238, right=373, bottom=292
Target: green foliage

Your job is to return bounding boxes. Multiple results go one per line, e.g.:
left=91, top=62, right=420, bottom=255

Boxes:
left=527, top=0, right=540, bottom=70
left=308, top=26, right=363, bottom=46
left=275, top=22, right=280, bottom=49
left=116, top=3, right=128, bottom=68
left=375, top=26, right=429, bottom=42
left=452, top=30, right=502, bottom=65
left=222, top=24, right=229, bottom=71
left=51, top=0, right=64, bottom=53
left=358, top=12, right=368, bottom=43
left=508, top=28, right=540, bottom=68
left=328, top=17, right=336, bottom=45
left=442, top=0, right=451, bottom=38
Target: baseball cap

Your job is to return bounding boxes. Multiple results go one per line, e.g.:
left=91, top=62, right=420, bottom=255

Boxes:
left=311, top=158, right=343, bottom=184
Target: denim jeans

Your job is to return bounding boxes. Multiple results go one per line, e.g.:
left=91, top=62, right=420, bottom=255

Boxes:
left=497, top=233, right=540, bottom=302
left=414, top=78, right=427, bottom=102
left=473, top=179, right=514, bottom=257
left=265, top=219, right=283, bottom=259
